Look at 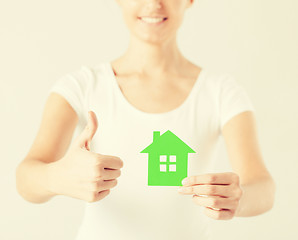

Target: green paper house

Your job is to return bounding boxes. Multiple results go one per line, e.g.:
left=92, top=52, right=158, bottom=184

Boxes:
left=140, top=130, right=196, bottom=186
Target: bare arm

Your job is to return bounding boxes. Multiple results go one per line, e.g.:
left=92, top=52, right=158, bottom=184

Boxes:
left=15, top=93, right=78, bottom=204
left=15, top=159, right=56, bottom=203
left=221, top=111, right=276, bottom=217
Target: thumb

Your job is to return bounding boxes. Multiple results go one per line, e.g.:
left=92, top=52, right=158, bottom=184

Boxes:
left=75, top=110, right=98, bottom=151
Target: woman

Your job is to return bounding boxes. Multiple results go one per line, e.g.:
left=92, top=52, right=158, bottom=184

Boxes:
left=16, top=0, right=276, bottom=239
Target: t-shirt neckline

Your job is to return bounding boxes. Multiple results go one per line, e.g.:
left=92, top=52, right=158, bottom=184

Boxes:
left=106, top=61, right=205, bottom=118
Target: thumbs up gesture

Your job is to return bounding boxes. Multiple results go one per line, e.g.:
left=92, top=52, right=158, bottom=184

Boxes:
left=49, top=111, right=124, bottom=203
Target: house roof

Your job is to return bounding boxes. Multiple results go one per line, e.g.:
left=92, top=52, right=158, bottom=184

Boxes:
left=140, top=130, right=196, bottom=154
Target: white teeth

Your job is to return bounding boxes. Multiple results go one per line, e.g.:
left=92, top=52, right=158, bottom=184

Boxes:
left=140, top=17, right=165, bottom=23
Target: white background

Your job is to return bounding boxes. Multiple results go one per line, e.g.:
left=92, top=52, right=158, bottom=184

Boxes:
left=1, top=0, right=297, bottom=239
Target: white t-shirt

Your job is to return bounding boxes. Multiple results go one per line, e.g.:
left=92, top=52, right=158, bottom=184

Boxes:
left=48, top=61, right=255, bottom=240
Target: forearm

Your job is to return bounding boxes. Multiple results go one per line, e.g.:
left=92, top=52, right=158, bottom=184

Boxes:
left=16, top=158, right=57, bottom=204
left=235, top=176, right=276, bottom=217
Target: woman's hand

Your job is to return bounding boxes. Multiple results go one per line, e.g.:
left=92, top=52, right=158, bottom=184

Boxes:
left=178, top=172, right=243, bottom=220
left=48, top=111, right=124, bottom=203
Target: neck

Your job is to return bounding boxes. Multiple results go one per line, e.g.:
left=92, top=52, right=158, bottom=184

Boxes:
left=116, top=34, right=188, bottom=78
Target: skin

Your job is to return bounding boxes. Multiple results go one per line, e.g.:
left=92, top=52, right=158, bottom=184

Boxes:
left=114, top=0, right=276, bottom=220
left=15, top=0, right=275, bottom=219
left=179, top=111, right=276, bottom=219
left=114, top=0, right=196, bottom=80
left=112, top=0, right=202, bottom=114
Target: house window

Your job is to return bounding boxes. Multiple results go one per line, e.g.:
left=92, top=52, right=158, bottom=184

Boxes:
left=160, top=164, right=167, bottom=172
left=159, top=155, right=177, bottom=172
left=169, top=155, right=176, bottom=162
left=169, top=164, right=176, bottom=172
left=160, top=155, right=167, bottom=162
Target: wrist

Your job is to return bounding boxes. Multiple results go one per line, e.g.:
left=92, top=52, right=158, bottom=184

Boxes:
left=46, top=161, right=61, bottom=197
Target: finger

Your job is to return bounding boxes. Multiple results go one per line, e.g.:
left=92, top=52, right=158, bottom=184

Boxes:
left=102, top=169, right=121, bottom=181
left=204, top=207, right=235, bottom=220
left=89, top=168, right=121, bottom=181
left=182, top=172, right=239, bottom=186
left=191, top=195, right=238, bottom=210
left=75, top=110, right=98, bottom=150
left=101, top=155, right=124, bottom=170
left=85, top=189, right=110, bottom=203
left=85, top=178, right=118, bottom=192
left=178, top=184, right=232, bottom=198
left=100, top=179, right=118, bottom=191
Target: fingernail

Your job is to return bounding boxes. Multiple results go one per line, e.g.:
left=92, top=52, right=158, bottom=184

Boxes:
left=182, top=178, right=188, bottom=185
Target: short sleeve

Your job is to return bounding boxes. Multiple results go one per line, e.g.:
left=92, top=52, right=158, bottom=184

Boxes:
left=219, top=75, right=255, bottom=131
left=47, top=66, right=91, bottom=121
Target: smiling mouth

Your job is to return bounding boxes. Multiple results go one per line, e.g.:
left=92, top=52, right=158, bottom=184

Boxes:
left=137, top=17, right=168, bottom=25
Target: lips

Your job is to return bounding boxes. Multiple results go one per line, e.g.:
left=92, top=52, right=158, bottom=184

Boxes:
left=138, top=15, right=167, bottom=18
left=138, top=17, right=168, bottom=23
left=138, top=17, right=168, bottom=25
left=138, top=17, right=168, bottom=20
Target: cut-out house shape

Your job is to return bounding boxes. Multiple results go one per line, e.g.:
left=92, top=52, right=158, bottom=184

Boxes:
left=140, top=130, right=196, bottom=186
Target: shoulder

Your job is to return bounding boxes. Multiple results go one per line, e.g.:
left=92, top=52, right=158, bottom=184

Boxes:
left=204, top=69, right=235, bottom=84
left=200, top=68, right=238, bottom=95
left=62, top=62, right=109, bottom=89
